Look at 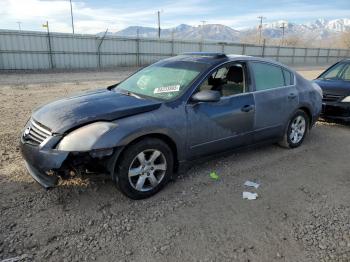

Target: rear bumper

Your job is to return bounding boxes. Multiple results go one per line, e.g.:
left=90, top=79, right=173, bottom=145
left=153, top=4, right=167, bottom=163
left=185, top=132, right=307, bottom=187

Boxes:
left=321, top=102, right=350, bottom=122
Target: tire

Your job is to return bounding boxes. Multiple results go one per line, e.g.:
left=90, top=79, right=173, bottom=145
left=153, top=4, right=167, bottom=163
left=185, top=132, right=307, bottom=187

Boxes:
left=115, top=138, right=174, bottom=199
left=279, top=110, right=309, bottom=149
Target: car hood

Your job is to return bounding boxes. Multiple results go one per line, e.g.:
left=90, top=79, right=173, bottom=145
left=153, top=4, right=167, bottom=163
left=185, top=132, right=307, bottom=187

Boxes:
left=32, top=89, right=162, bottom=134
left=314, top=79, right=350, bottom=96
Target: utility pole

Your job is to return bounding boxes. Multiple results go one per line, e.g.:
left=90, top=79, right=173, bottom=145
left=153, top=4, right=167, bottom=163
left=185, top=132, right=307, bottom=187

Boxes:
left=200, top=20, right=207, bottom=42
left=69, top=0, right=75, bottom=34
left=171, top=29, right=175, bottom=40
left=42, top=21, right=54, bottom=68
left=157, top=10, right=161, bottom=38
left=280, top=22, right=286, bottom=46
left=257, top=16, right=266, bottom=45
left=16, top=21, right=22, bottom=31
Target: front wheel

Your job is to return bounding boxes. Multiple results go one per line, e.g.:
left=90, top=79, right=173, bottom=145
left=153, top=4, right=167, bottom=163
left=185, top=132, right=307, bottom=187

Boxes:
left=279, top=110, right=309, bottom=148
left=115, top=138, right=174, bottom=199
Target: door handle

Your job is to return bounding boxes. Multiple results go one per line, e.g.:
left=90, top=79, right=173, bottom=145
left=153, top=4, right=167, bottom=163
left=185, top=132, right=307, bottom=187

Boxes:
left=241, top=105, right=254, bottom=112
left=288, top=93, right=297, bottom=99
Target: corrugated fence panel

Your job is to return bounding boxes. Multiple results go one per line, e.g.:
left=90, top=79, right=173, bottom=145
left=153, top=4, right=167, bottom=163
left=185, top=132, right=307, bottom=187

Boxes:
left=329, top=49, right=339, bottom=56
left=174, top=41, right=200, bottom=54
left=202, top=43, right=223, bottom=52
left=140, top=40, right=172, bottom=55
left=245, top=46, right=263, bottom=56
left=102, top=54, right=136, bottom=67
left=224, top=44, right=244, bottom=54
left=306, top=49, right=318, bottom=56
left=102, top=38, right=136, bottom=53
left=264, top=47, right=278, bottom=56
left=319, top=49, right=328, bottom=56
left=279, top=48, right=294, bottom=56
left=0, top=30, right=349, bottom=70
left=140, top=55, right=172, bottom=65
left=294, top=48, right=306, bottom=56
left=339, top=49, right=348, bottom=56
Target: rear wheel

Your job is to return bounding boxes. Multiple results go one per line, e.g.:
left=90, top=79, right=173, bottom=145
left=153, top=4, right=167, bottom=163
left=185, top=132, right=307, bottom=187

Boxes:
left=279, top=110, right=309, bottom=148
left=115, top=138, right=174, bottom=199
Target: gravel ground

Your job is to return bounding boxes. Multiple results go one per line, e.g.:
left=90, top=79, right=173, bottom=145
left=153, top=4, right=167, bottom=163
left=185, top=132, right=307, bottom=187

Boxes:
left=0, top=67, right=349, bottom=262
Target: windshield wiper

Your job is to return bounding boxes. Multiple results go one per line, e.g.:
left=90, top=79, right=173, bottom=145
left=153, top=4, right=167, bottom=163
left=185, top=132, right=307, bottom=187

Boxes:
left=120, top=90, right=142, bottom=99
left=322, top=77, right=339, bottom=80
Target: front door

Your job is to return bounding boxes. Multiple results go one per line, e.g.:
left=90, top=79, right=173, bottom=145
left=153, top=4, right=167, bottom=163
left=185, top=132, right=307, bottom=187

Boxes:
left=186, top=63, right=255, bottom=159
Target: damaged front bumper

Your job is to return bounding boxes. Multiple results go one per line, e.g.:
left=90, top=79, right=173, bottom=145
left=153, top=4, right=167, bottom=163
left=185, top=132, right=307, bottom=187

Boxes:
left=20, top=135, right=69, bottom=188
left=20, top=136, right=121, bottom=189
left=321, top=102, right=350, bottom=122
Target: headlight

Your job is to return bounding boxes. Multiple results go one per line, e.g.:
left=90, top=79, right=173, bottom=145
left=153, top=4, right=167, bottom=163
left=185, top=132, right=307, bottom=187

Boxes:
left=341, top=96, right=350, bottom=102
left=57, top=122, right=117, bottom=151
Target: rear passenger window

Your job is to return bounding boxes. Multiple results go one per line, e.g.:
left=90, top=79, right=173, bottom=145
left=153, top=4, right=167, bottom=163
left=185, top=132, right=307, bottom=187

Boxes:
left=250, top=62, right=285, bottom=91
left=283, top=69, right=294, bottom=85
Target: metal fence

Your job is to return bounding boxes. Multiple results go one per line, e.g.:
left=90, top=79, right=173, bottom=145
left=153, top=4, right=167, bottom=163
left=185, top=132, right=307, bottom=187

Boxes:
left=1, top=29, right=349, bottom=70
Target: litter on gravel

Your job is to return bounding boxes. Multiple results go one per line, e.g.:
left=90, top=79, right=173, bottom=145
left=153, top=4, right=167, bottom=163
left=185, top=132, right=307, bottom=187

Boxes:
left=244, top=180, right=260, bottom=189
left=243, top=192, right=258, bottom=200
left=209, top=172, right=219, bottom=180
left=0, top=255, right=29, bottom=262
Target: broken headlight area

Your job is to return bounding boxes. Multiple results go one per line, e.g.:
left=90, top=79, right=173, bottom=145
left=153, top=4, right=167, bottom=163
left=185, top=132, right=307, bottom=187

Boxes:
left=56, top=122, right=117, bottom=152
left=52, top=148, right=117, bottom=182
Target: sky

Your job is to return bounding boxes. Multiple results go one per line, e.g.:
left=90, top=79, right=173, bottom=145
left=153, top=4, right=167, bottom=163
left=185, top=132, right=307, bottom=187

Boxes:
left=0, top=0, right=349, bottom=34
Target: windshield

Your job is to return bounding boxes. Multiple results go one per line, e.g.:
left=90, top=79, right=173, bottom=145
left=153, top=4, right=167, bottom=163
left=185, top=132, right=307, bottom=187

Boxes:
left=319, top=62, right=350, bottom=80
left=116, top=61, right=208, bottom=100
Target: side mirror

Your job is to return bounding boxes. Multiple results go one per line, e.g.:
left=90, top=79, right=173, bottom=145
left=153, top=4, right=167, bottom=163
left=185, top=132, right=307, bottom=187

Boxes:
left=191, top=90, right=221, bottom=103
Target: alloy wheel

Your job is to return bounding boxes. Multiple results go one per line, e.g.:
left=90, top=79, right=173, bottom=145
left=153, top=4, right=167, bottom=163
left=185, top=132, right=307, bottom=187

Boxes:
left=290, top=115, right=306, bottom=144
left=128, top=149, right=167, bottom=192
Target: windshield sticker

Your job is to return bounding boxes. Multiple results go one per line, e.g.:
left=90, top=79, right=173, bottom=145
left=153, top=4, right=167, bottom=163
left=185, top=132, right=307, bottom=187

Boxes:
left=154, top=85, right=180, bottom=94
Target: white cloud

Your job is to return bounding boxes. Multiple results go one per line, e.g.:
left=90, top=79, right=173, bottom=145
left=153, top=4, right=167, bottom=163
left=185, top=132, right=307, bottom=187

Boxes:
left=0, top=0, right=213, bottom=33
left=0, top=0, right=349, bottom=33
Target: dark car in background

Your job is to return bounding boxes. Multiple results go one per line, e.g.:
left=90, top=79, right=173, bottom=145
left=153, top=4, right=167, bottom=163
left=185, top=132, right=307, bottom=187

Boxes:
left=20, top=53, right=322, bottom=199
left=314, top=59, right=350, bottom=122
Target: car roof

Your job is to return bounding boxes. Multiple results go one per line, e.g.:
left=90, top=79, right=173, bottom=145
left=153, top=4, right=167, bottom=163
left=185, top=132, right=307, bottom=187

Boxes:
left=167, top=52, right=292, bottom=70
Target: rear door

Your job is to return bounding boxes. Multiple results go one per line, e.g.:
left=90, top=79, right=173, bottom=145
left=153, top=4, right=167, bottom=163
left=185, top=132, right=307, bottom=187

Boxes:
left=248, top=61, right=299, bottom=142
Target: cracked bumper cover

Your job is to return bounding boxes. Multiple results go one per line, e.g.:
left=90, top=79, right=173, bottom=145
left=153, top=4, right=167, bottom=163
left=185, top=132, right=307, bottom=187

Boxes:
left=20, top=137, right=122, bottom=189
left=20, top=138, right=69, bottom=188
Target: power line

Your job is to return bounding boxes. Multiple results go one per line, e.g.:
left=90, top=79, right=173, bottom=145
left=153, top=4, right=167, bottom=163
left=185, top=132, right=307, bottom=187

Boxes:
left=257, top=16, right=266, bottom=45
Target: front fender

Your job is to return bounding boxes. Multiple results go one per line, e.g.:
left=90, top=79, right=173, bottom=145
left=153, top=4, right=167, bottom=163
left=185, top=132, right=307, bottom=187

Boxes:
left=91, top=105, right=187, bottom=161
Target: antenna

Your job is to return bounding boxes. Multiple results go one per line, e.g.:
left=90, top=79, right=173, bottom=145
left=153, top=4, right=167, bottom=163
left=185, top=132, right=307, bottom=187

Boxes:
left=257, top=16, right=266, bottom=45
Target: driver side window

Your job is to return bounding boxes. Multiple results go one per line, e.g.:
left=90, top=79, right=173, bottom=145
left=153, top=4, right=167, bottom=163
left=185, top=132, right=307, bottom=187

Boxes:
left=198, top=63, right=246, bottom=97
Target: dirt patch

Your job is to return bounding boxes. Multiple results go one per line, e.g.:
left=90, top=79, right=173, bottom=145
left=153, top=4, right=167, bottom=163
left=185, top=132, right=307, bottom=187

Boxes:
left=0, top=68, right=349, bottom=262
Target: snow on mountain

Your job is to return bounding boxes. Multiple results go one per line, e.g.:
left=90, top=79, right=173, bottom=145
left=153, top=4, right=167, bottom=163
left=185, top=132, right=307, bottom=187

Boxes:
left=112, top=24, right=240, bottom=41
left=101, top=18, right=350, bottom=43
left=326, top=18, right=350, bottom=32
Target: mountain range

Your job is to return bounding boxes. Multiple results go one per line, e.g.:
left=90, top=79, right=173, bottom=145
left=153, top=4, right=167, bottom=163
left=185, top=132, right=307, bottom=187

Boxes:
left=100, top=18, right=350, bottom=46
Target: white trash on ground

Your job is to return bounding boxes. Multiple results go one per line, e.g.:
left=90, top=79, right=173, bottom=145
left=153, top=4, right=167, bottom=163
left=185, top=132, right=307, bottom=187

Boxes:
left=242, top=191, right=258, bottom=200
left=244, top=180, right=260, bottom=189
